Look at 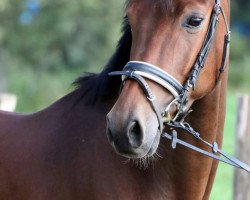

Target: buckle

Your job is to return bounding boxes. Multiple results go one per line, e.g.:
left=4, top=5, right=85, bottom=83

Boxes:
left=171, top=130, right=178, bottom=149
left=214, top=4, right=221, bottom=15
left=163, top=98, right=180, bottom=123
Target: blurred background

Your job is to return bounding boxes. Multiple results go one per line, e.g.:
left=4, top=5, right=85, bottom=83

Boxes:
left=0, top=0, right=249, bottom=199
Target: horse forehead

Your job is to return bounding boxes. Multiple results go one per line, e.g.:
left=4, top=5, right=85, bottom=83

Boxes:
left=177, top=0, right=213, bottom=9
left=127, top=0, right=212, bottom=10
left=160, top=0, right=212, bottom=8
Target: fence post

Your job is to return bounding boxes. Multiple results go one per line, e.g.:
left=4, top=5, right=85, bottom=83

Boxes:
left=234, top=95, right=250, bottom=200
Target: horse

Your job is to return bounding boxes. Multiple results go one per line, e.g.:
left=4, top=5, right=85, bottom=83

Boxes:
left=0, top=0, right=231, bottom=199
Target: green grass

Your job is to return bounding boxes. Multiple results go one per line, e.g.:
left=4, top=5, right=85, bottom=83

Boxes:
left=210, top=92, right=237, bottom=200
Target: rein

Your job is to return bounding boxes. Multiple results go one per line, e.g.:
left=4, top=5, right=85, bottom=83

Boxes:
left=109, top=0, right=250, bottom=173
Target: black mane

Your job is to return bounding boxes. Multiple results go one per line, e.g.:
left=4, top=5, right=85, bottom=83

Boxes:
left=74, top=18, right=132, bottom=105
left=73, top=0, right=176, bottom=106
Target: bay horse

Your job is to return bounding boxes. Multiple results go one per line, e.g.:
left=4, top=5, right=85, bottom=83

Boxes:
left=0, top=0, right=233, bottom=199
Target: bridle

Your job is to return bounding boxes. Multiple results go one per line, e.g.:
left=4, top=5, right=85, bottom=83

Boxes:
left=109, top=0, right=250, bottom=173
left=110, top=0, right=229, bottom=129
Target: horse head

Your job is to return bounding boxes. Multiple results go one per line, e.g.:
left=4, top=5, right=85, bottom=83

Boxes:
left=107, top=0, right=229, bottom=159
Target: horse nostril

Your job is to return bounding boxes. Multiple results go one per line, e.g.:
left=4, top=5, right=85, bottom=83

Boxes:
left=128, top=121, right=143, bottom=148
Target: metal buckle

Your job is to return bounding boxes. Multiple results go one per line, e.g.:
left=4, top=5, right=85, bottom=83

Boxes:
left=162, top=98, right=181, bottom=123
left=214, top=1, right=221, bottom=15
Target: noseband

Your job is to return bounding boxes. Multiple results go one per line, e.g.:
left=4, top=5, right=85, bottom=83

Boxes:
left=109, top=0, right=250, bottom=173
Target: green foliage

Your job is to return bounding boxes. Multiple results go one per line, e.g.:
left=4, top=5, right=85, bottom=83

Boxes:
left=0, top=0, right=124, bottom=111
left=6, top=64, right=80, bottom=112
left=0, top=0, right=123, bottom=72
left=231, top=0, right=250, bottom=24
left=229, top=32, right=250, bottom=90
left=0, top=0, right=249, bottom=112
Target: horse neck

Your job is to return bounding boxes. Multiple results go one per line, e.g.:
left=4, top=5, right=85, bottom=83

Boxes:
left=152, top=70, right=228, bottom=199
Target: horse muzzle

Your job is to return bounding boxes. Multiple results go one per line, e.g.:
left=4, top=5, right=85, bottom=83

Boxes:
left=106, top=110, right=161, bottom=158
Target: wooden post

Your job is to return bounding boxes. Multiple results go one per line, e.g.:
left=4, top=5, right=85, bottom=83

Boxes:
left=0, top=93, right=17, bottom=112
left=234, top=95, right=250, bottom=200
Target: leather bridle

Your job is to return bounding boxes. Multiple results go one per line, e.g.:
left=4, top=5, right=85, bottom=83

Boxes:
left=109, top=0, right=250, bottom=173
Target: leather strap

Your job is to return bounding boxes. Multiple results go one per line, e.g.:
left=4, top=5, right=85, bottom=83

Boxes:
left=216, top=7, right=231, bottom=82
left=109, top=71, right=164, bottom=132
left=178, top=2, right=222, bottom=109
left=163, top=121, right=250, bottom=173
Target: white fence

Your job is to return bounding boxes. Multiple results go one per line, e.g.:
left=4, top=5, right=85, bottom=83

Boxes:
left=0, top=93, right=17, bottom=112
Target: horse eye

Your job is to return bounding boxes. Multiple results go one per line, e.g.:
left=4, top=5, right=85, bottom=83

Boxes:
left=187, top=17, right=203, bottom=27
